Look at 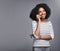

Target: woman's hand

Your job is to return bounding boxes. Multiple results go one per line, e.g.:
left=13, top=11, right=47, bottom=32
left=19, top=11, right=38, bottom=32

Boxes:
left=30, top=34, right=42, bottom=39
left=30, top=34, right=35, bottom=39
left=36, top=14, right=41, bottom=22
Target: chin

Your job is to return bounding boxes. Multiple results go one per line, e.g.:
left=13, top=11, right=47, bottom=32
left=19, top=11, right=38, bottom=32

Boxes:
left=41, top=18, right=45, bottom=20
left=42, top=16, right=45, bottom=18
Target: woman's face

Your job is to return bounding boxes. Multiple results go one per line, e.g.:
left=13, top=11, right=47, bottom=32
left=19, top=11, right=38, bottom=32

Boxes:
left=38, top=7, right=46, bottom=19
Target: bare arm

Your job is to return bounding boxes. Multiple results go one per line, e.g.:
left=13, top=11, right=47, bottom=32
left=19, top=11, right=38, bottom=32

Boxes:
left=34, top=15, right=41, bottom=38
left=30, top=34, right=52, bottom=40
left=34, top=20, right=41, bottom=38
left=39, top=35, right=52, bottom=40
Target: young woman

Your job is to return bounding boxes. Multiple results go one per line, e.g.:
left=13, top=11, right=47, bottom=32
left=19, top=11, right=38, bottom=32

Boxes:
left=29, top=3, right=54, bottom=51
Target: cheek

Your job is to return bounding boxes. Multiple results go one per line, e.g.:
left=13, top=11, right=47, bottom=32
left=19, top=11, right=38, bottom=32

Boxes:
left=43, top=12, right=46, bottom=16
left=42, top=15, right=46, bottom=17
left=42, top=13, right=46, bottom=17
left=43, top=11, right=46, bottom=14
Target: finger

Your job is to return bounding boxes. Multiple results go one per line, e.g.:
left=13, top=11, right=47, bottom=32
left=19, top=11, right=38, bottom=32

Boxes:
left=37, top=15, right=41, bottom=18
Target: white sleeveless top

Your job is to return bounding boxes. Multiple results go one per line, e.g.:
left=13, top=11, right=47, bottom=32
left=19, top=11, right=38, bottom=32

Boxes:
left=32, top=20, right=54, bottom=47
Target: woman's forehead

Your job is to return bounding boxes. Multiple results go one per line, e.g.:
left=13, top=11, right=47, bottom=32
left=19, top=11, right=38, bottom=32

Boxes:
left=38, top=7, right=45, bottom=11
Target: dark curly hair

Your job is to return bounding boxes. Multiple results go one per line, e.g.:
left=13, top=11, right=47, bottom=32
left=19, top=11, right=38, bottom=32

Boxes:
left=29, top=3, right=51, bottom=21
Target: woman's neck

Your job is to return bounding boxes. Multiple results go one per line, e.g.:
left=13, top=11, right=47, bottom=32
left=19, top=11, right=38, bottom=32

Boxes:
left=41, top=19, right=48, bottom=22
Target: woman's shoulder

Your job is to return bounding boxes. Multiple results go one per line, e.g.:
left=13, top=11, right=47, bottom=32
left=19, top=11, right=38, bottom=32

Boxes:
left=43, top=20, right=52, bottom=25
left=32, top=20, right=37, bottom=26
left=47, top=20, right=53, bottom=26
left=48, top=20, right=52, bottom=23
left=32, top=20, right=37, bottom=23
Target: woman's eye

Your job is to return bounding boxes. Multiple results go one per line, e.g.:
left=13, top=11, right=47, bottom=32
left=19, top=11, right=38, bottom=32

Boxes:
left=43, top=10, right=46, bottom=12
left=38, top=11, right=41, bottom=13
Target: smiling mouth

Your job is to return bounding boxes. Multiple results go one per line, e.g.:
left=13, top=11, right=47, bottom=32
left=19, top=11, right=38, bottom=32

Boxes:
left=40, top=16, right=45, bottom=19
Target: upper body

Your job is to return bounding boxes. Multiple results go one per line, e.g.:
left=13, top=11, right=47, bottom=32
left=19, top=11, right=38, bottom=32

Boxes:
left=32, top=20, right=54, bottom=47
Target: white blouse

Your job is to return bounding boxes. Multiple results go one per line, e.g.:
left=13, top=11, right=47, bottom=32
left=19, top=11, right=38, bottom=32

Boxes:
left=32, top=20, right=54, bottom=47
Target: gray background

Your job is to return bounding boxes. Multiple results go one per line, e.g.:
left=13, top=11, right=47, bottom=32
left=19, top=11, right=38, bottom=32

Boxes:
left=0, top=0, right=59, bottom=51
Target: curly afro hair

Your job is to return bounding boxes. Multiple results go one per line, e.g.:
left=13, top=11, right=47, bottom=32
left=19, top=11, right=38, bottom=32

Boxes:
left=29, top=3, right=51, bottom=21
